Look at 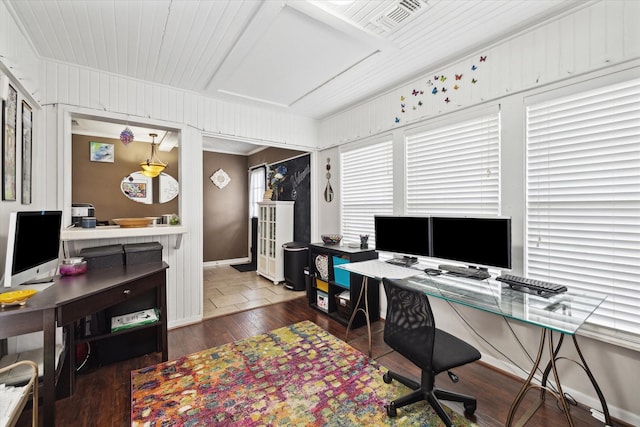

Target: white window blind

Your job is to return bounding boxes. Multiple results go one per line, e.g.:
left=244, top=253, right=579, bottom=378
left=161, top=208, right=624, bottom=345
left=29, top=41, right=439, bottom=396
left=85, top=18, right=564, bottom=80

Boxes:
left=340, top=140, right=394, bottom=244
left=249, top=166, right=265, bottom=218
left=405, top=113, right=500, bottom=215
left=526, top=78, right=640, bottom=338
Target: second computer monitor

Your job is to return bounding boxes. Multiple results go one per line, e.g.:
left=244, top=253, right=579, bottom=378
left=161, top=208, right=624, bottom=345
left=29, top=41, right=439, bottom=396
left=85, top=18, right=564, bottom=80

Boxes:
left=430, top=216, right=512, bottom=269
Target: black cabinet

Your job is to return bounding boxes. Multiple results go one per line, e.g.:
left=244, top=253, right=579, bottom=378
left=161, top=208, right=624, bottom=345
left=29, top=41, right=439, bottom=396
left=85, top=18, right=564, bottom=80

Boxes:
left=308, top=243, right=379, bottom=328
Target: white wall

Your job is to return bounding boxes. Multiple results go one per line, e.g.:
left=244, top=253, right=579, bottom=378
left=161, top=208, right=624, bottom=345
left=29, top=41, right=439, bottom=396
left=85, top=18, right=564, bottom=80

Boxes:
left=317, top=1, right=640, bottom=424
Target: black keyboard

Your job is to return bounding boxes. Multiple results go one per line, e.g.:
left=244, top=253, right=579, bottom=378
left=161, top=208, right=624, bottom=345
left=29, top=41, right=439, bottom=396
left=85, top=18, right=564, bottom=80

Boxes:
left=438, top=265, right=491, bottom=280
left=496, top=274, right=567, bottom=296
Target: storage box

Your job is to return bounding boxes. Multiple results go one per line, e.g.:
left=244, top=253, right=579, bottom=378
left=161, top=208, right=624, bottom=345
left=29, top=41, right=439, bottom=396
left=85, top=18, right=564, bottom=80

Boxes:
left=332, top=256, right=350, bottom=288
left=79, top=244, right=124, bottom=270
left=316, top=290, right=329, bottom=312
left=123, top=242, right=163, bottom=265
left=315, top=278, right=329, bottom=293
left=335, top=290, right=351, bottom=319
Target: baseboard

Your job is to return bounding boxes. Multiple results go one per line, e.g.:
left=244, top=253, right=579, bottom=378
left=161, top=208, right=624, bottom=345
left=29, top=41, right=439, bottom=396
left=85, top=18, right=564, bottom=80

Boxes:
left=203, top=258, right=250, bottom=268
left=168, top=315, right=202, bottom=330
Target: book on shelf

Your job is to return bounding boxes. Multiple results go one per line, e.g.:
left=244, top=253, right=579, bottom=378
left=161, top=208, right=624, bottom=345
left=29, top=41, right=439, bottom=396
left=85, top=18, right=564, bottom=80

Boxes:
left=111, top=308, right=159, bottom=332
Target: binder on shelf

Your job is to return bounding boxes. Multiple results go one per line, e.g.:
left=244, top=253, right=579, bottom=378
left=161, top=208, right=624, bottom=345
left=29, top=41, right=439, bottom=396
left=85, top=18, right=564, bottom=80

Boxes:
left=111, top=308, right=159, bottom=332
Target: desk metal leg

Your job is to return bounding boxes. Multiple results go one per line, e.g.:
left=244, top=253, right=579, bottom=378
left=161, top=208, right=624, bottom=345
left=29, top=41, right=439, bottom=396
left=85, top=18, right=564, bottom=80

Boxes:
left=571, top=335, right=612, bottom=425
left=506, top=329, right=574, bottom=427
left=345, top=275, right=372, bottom=357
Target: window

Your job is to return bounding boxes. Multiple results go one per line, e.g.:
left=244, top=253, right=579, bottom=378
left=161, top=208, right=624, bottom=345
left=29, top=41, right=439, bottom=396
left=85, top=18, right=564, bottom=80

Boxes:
left=405, top=113, right=501, bottom=215
left=526, top=77, right=640, bottom=339
left=340, top=140, right=394, bottom=245
left=249, top=166, right=266, bottom=218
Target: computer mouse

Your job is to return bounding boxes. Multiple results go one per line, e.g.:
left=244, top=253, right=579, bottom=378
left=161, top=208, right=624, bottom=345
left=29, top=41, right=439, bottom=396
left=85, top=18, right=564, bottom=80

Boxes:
left=424, top=268, right=442, bottom=276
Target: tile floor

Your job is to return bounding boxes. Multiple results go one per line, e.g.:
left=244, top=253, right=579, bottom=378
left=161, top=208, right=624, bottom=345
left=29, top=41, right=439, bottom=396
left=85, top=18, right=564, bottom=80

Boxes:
left=203, top=265, right=306, bottom=319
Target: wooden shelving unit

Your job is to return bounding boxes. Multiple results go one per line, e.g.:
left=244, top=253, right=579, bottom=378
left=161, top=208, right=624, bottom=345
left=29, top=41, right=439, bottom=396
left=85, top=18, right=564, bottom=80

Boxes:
left=307, top=243, right=379, bottom=328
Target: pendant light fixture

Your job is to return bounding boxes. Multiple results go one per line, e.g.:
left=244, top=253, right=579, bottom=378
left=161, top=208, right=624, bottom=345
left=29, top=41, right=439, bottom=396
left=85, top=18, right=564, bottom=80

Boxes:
left=140, top=133, right=167, bottom=177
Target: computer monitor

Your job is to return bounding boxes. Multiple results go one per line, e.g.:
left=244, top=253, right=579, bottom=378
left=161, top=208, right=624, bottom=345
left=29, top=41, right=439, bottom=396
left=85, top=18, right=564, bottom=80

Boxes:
left=2, top=210, right=62, bottom=287
left=374, top=216, right=431, bottom=261
left=430, top=216, right=512, bottom=270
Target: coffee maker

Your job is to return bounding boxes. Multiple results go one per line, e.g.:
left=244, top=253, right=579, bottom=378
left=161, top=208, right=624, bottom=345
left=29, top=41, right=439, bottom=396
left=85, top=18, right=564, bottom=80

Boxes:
left=71, top=203, right=95, bottom=227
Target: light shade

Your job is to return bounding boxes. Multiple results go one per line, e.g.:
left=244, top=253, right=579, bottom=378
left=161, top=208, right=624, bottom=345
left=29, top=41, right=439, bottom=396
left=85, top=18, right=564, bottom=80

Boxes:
left=140, top=133, right=167, bottom=177
left=140, top=163, right=166, bottom=178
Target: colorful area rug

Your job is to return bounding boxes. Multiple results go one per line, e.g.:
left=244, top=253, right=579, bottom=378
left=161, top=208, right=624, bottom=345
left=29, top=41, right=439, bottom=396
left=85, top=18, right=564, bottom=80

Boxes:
left=131, top=320, right=475, bottom=426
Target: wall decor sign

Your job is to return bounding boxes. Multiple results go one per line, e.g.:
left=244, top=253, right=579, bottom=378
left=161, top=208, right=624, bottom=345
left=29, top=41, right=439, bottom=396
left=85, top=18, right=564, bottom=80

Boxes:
left=2, top=83, right=17, bottom=201
left=90, top=141, right=114, bottom=162
left=210, top=168, right=231, bottom=189
left=21, top=101, right=32, bottom=204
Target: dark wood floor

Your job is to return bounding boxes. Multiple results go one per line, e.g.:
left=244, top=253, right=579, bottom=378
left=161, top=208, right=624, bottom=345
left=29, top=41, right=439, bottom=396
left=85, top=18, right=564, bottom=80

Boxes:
left=17, top=297, right=626, bottom=426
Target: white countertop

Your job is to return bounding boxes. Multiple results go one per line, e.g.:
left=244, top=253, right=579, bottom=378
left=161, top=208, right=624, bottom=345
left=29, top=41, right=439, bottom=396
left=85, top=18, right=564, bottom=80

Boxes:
left=60, top=224, right=187, bottom=241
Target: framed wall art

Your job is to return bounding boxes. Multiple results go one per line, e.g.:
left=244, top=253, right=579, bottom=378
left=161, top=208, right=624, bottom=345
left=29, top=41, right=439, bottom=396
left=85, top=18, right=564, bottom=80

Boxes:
left=90, top=141, right=114, bottom=163
left=21, top=101, right=32, bottom=204
left=2, top=83, right=17, bottom=200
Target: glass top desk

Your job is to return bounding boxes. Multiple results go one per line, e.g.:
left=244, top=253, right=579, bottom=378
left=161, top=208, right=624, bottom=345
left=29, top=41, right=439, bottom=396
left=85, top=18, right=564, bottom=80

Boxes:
left=336, top=259, right=612, bottom=427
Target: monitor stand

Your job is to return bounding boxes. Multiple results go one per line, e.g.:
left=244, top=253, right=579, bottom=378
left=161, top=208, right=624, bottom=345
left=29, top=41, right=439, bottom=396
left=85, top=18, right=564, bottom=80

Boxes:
left=21, top=276, right=55, bottom=285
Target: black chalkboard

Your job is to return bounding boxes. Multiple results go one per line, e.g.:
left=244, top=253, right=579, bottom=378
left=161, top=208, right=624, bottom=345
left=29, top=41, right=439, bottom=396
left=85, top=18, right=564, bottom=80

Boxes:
left=270, top=154, right=310, bottom=243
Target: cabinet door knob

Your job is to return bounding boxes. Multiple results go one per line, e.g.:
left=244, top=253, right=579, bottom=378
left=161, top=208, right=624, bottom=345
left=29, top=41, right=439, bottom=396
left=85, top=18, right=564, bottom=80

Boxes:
left=123, top=289, right=132, bottom=296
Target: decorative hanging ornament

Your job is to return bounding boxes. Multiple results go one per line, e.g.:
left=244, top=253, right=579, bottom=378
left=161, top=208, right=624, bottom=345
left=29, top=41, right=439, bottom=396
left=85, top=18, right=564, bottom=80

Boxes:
left=120, top=127, right=134, bottom=146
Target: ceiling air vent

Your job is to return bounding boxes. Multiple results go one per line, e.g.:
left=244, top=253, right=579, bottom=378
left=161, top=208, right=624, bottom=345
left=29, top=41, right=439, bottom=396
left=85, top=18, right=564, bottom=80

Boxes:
left=372, top=0, right=427, bottom=32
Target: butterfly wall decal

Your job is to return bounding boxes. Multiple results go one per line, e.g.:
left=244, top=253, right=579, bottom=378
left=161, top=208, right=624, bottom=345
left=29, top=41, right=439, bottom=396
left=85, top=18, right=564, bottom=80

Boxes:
left=454, top=84, right=459, bottom=90
left=471, top=65, right=477, bottom=71
left=400, top=96, right=405, bottom=101
left=395, top=117, right=400, bottom=123
left=418, top=101, right=423, bottom=106
left=471, top=78, right=477, bottom=84
left=440, top=76, right=447, bottom=82
left=432, top=87, right=438, bottom=95
left=455, top=74, right=463, bottom=80
left=412, top=89, right=419, bottom=96
left=442, top=87, right=447, bottom=93
left=434, top=75, right=440, bottom=81
left=480, top=55, right=487, bottom=62
left=444, top=97, right=450, bottom=103
left=427, top=80, right=433, bottom=86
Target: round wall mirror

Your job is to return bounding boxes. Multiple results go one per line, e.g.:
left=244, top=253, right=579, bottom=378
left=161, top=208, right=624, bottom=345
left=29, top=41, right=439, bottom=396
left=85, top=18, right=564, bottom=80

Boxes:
left=121, top=172, right=179, bottom=204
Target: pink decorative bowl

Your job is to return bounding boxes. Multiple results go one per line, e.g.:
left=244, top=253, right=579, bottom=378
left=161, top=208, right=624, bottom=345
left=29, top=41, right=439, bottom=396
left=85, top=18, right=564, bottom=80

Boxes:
left=59, top=259, right=87, bottom=276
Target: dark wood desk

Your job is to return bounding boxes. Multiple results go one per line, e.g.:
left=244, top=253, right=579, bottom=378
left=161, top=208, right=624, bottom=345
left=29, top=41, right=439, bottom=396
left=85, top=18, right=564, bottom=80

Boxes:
left=0, top=262, right=168, bottom=426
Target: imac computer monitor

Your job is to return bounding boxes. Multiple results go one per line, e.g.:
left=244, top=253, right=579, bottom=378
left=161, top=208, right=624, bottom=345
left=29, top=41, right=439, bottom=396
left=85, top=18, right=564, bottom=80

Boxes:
left=430, top=216, right=512, bottom=270
left=3, top=210, right=62, bottom=288
left=374, top=216, right=431, bottom=261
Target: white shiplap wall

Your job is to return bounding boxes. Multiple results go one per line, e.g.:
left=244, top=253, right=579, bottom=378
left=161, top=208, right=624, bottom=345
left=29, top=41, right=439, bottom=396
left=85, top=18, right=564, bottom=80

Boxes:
left=39, top=61, right=318, bottom=148
left=319, top=0, right=640, bottom=147
left=35, top=66, right=317, bottom=328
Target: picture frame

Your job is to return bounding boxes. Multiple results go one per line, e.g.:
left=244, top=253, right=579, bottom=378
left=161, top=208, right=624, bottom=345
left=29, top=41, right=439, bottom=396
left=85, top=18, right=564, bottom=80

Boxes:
left=90, top=141, right=114, bottom=163
left=121, top=174, right=153, bottom=204
left=2, top=84, right=17, bottom=201
left=21, top=101, right=32, bottom=204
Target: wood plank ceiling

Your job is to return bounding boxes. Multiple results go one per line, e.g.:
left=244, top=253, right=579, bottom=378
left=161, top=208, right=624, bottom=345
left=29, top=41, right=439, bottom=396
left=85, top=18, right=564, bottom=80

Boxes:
left=9, top=0, right=588, bottom=154
left=7, top=0, right=587, bottom=122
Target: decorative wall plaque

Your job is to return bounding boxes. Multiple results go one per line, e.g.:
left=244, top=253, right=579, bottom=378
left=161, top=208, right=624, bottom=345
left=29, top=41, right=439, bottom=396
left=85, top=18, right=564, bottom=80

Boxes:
left=210, top=168, right=231, bottom=189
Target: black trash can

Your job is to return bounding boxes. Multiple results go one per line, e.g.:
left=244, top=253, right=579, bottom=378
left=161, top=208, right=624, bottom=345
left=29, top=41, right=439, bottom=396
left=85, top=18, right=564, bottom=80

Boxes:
left=283, top=242, right=309, bottom=291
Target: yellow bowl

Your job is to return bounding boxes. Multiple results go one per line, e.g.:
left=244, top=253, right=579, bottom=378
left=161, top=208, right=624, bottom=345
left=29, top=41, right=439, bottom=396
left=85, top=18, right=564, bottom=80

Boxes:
left=0, top=289, right=37, bottom=306
left=113, top=217, right=153, bottom=228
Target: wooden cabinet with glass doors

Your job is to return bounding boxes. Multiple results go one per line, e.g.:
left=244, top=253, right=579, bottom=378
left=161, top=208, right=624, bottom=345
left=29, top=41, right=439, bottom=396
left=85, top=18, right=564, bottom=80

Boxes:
left=257, top=201, right=294, bottom=284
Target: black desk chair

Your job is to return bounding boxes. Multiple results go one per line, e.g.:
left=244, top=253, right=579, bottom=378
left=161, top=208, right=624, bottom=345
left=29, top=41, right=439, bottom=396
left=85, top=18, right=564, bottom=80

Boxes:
left=382, top=278, right=481, bottom=426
